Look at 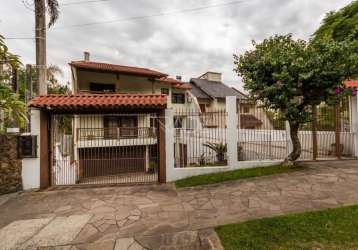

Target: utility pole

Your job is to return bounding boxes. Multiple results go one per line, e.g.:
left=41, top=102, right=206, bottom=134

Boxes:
left=26, top=64, right=33, bottom=101
left=34, top=0, right=47, bottom=95
left=26, top=64, right=33, bottom=132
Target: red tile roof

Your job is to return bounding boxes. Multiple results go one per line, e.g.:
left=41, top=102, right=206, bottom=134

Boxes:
left=29, top=94, right=167, bottom=111
left=344, top=80, right=358, bottom=88
left=173, top=83, right=192, bottom=90
left=159, top=77, right=192, bottom=89
left=70, top=61, right=168, bottom=78
left=159, top=77, right=181, bottom=84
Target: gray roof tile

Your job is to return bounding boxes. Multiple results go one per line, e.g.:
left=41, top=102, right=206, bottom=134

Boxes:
left=190, top=78, right=247, bottom=99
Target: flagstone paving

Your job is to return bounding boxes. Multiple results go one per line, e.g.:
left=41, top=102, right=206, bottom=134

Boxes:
left=0, top=160, right=357, bottom=249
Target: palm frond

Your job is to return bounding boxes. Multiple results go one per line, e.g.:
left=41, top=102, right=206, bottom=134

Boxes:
left=46, top=0, right=60, bottom=28
left=47, top=64, right=64, bottom=78
left=203, top=142, right=227, bottom=154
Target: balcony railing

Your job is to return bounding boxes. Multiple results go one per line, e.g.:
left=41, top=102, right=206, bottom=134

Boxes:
left=77, top=127, right=157, bottom=141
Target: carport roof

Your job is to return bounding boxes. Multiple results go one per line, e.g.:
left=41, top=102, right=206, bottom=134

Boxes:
left=28, top=94, right=167, bottom=112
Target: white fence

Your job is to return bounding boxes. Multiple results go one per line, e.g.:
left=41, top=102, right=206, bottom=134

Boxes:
left=166, top=96, right=358, bottom=182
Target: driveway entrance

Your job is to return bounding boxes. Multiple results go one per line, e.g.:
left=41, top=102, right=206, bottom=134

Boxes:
left=0, top=160, right=358, bottom=249
left=51, top=113, right=160, bottom=186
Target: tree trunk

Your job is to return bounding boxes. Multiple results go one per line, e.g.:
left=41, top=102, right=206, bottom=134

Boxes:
left=34, top=0, right=47, bottom=95
left=285, top=121, right=301, bottom=164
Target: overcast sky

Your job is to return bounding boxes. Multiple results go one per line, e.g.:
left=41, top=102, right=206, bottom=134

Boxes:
left=0, top=0, right=352, bottom=90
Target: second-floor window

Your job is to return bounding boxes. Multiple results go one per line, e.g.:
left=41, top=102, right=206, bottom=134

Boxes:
left=103, top=116, right=138, bottom=138
left=172, top=93, right=185, bottom=104
left=90, top=83, right=115, bottom=92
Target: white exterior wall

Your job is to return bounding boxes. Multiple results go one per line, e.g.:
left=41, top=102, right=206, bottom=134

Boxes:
left=74, top=69, right=193, bottom=111
left=72, top=69, right=197, bottom=134
left=21, top=109, right=41, bottom=190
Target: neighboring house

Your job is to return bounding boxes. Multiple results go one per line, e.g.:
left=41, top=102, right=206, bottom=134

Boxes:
left=190, top=72, right=245, bottom=111
left=189, top=72, right=272, bottom=129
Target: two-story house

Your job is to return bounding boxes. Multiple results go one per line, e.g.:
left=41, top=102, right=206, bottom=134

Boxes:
left=52, top=52, right=194, bottom=184
left=189, top=72, right=271, bottom=129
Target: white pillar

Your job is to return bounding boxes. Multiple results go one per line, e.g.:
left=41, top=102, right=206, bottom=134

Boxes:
left=226, top=96, right=238, bottom=167
left=350, top=95, right=358, bottom=157
left=145, top=145, right=149, bottom=172
left=21, top=108, right=41, bottom=190
left=285, top=121, right=293, bottom=157
left=164, top=108, right=175, bottom=181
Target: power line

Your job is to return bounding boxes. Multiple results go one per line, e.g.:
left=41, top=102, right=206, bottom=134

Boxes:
left=22, top=0, right=34, bottom=12
left=61, top=0, right=109, bottom=6
left=5, top=0, right=251, bottom=39
left=4, top=37, right=34, bottom=40
left=53, top=0, right=250, bottom=29
left=4, top=37, right=44, bottom=40
left=21, top=0, right=109, bottom=11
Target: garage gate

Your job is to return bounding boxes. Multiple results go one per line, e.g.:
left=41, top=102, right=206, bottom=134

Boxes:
left=50, top=113, right=160, bottom=186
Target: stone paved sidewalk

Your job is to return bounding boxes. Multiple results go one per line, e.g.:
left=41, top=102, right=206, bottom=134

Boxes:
left=0, top=160, right=358, bottom=249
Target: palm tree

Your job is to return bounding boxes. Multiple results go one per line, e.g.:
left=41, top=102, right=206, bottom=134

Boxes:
left=34, top=0, right=60, bottom=28
left=0, top=35, right=21, bottom=85
left=203, top=142, right=227, bottom=163
left=0, top=35, right=26, bottom=132
left=47, top=64, right=63, bottom=85
left=0, top=83, right=27, bottom=132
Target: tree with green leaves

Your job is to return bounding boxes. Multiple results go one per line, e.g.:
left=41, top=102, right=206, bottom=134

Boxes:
left=0, top=35, right=27, bottom=132
left=314, top=1, right=358, bottom=42
left=234, top=35, right=358, bottom=163
left=0, top=84, right=27, bottom=132
left=0, top=35, right=21, bottom=87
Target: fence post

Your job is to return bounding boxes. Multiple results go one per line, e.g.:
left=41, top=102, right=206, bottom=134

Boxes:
left=163, top=108, right=175, bottom=182
left=312, top=105, right=318, bottom=160
left=350, top=95, right=358, bottom=157
left=335, top=104, right=341, bottom=159
left=285, top=121, right=293, bottom=158
left=226, top=96, right=238, bottom=167
left=21, top=108, right=41, bottom=190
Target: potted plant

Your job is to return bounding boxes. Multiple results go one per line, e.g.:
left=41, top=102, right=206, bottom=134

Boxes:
left=148, top=161, right=157, bottom=174
left=198, top=153, right=206, bottom=166
left=203, top=142, right=227, bottom=163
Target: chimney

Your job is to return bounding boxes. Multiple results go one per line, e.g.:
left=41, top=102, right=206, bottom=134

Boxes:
left=176, top=75, right=182, bottom=81
left=199, top=72, right=222, bottom=82
left=84, top=51, right=90, bottom=61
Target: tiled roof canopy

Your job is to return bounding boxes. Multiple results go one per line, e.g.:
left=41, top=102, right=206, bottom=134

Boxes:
left=344, top=80, right=358, bottom=88
left=29, top=94, right=167, bottom=112
left=158, top=77, right=192, bottom=89
left=70, top=61, right=168, bottom=78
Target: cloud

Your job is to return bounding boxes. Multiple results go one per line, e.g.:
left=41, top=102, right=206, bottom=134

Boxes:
left=0, top=0, right=352, bottom=90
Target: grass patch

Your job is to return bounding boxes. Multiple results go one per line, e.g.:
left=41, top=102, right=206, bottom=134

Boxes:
left=175, top=164, right=304, bottom=188
left=216, top=205, right=358, bottom=250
